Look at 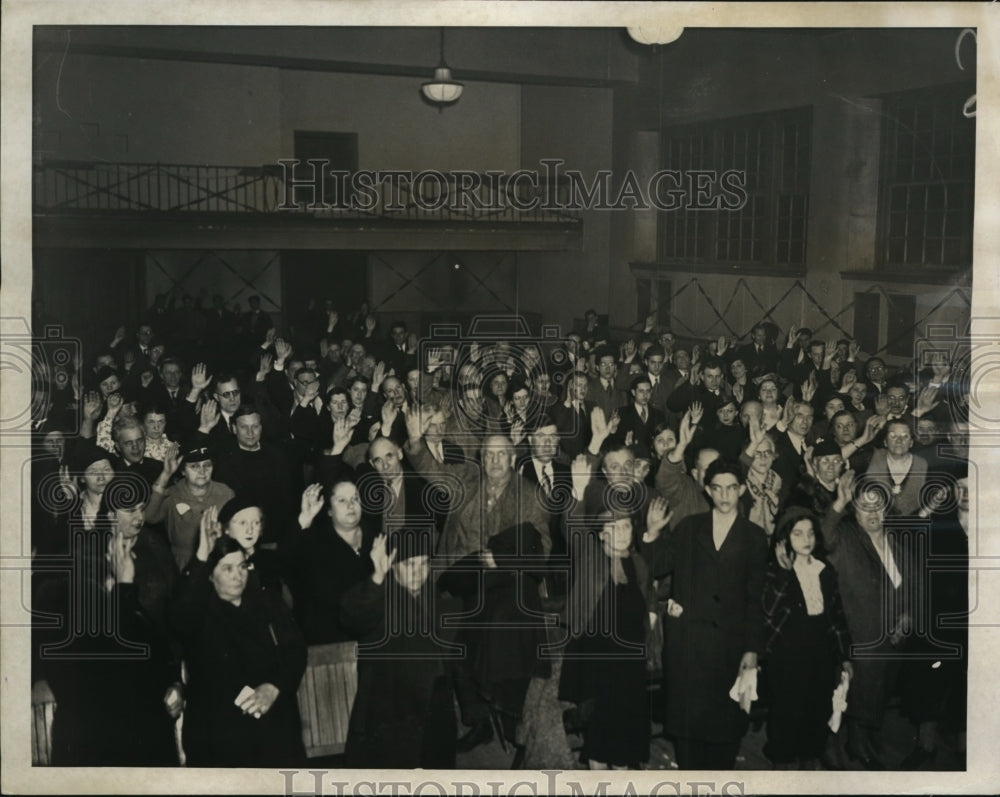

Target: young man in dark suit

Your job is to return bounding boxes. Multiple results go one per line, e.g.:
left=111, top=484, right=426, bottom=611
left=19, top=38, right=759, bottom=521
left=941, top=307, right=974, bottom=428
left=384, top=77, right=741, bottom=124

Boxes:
left=611, top=373, right=665, bottom=451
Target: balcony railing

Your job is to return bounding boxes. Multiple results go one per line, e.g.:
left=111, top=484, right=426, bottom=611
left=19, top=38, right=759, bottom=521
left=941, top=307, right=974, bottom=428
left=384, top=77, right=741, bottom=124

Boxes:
left=33, top=161, right=583, bottom=225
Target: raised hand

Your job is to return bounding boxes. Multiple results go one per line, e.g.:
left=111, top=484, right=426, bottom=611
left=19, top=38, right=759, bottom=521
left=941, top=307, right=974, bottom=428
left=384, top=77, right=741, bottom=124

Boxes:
left=623, top=339, right=637, bottom=360
left=858, top=413, right=885, bottom=445
left=748, top=414, right=765, bottom=446
left=299, top=483, right=325, bottom=529
left=364, top=315, right=377, bottom=334
left=190, top=363, right=212, bottom=391
left=874, top=394, right=889, bottom=417
left=716, top=335, right=728, bottom=356
left=332, top=417, right=355, bottom=453
left=160, top=442, right=183, bottom=479
left=257, top=352, right=273, bottom=379
left=689, top=400, right=704, bottom=427
left=82, top=391, right=103, bottom=422
left=607, top=409, right=621, bottom=436
left=372, top=361, right=387, bottom=392
left=645, top=496, right=673, bottom=540
left=404, top=404, right=427, bottom=443
left=915, top=386, right=942, bottom=417
left=274, top=338, right=293, bottom=363
left=691, top=344, right=701, bottom=365
left=111, top=326, right=126, bottom=346
left=510, top=418, right=527, bottom=447
left=107, top=531, right=136, bottom=585
left=570, top=453, right=592, bottom=499
left=264, top=327, right=277, bottom=347
left=833, top=469, right=855, bottom=512
left=327, top=310, right=339, bottom=327
left=841, top=369, right=857, bottom=391
left=380, top=399, right=398, bottom=431
left=590, top=406, right=609, bottom=439
left=370, top=533, right=396, bottom=585
left=643, top=311, right=657, bottom=333
left=848, top=340, right=861, bottom=360
left=733, top=382, right=745, bottom=405
left=781, top=396, right=796, bottom=428
left=199, top=399, right=221, bottom=432
left=58, top=463, right=78, bottom=499
left=196, top=504, right=223, bottom=562
left=801, top=372, right=817, bottom=403
left=786, top=323, right=798, bottom=348
left=689, top=363, right=702, bottom=386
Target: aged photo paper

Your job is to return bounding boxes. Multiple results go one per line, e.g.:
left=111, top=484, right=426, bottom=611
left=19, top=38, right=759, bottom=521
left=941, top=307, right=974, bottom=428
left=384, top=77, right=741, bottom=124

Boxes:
left=2, top=1, right=999, bottom=794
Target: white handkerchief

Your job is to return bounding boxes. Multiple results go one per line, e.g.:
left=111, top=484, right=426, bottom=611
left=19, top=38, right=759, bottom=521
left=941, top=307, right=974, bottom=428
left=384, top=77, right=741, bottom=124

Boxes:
left=828, top=671, right=851, bottom=733
left=728, top=668, right=758, bottom=714
left=175, top=503, right=191, bottom=516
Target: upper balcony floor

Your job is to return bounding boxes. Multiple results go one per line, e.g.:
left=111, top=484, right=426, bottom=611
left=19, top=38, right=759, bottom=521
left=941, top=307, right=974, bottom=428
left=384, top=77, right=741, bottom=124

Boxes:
left=32, top=160, right=584, bottom=251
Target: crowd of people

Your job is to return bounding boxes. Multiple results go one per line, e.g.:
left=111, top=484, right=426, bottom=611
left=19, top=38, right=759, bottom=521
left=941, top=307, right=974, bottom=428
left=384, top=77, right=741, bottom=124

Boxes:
left=29, top=294, right=970, bottom=771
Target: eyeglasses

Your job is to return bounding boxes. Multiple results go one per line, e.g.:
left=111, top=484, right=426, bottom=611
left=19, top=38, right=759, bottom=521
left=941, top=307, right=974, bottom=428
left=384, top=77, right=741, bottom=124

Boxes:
left=753, top=450, right=775, bottom=458
left=296, top=378, right=318, bottom=387
left=216, top=389, right=241, bottom=400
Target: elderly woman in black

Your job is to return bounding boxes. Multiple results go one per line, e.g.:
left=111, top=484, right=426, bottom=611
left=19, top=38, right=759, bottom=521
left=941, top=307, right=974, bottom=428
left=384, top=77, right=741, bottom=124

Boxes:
left=170, top=533, right=306, bottom=767
left=761, top=507, right=853, bottom=769
left=822, top=472, right=913, bottom=769
left=559, top=503, right=668, bottom=769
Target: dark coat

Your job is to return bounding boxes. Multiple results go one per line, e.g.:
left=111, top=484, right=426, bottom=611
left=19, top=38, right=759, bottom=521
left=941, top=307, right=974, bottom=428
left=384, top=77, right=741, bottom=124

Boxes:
left=821, top=506, right=910, bottom=724
left=655, top=512, right=769, bottom=743
left=170, top=562, right=306, bottom=768
left=34, top=577, right=179, bottom=766
left=285, top=517, right=376, bottom=644
left=339, top=575, right=459, bottom=768
left=212, top=444, right=297, bottom=544
left=761, top=559, right=851, bottom=661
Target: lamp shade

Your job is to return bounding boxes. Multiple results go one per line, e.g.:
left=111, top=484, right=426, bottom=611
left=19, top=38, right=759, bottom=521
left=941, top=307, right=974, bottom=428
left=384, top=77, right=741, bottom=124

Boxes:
left=421, top=67, right=463, bottom=103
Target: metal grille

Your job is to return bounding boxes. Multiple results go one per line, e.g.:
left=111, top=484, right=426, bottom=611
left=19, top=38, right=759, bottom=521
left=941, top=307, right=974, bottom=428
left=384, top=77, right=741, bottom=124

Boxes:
left=880, top=84, right=975, bottom=269
left=658, top=107, right=811, bottom=268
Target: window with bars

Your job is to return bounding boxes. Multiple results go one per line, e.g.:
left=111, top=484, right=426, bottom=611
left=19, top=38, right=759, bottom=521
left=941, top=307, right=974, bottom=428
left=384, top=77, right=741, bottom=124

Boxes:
left=878, top=83, right=975, bottom=270
left=658, top=107, right=811, bottom=268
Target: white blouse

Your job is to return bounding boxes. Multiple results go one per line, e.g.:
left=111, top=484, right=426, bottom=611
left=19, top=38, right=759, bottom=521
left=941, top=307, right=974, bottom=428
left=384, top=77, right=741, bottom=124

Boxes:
left=793, top=556, right=826, bottom=616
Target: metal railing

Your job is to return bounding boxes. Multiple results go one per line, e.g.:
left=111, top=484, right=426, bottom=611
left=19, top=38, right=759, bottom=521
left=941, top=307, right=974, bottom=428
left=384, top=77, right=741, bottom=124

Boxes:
left=33, top=161, right=583, bottom=225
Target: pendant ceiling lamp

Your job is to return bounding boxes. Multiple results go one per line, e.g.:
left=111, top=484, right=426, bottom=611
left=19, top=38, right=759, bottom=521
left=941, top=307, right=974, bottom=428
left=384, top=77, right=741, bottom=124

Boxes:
left=421, top=27, right=463, bottom=109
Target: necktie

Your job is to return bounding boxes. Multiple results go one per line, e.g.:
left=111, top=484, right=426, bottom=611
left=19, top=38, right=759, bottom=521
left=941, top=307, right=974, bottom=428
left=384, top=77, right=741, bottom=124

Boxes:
left=433, top=443, right=444, bottom=463
left=640, top=407, right=647, bottom=423
left=541, top=466, right=553, bottom=496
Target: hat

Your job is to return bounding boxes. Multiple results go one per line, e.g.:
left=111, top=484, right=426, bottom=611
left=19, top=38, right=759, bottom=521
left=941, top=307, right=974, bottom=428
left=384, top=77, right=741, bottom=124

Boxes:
left=812, top=439, right=842, bottom=459
left=628, top=442, right=652, bottom=462
left=95, top=366, right=120, bottom=384
left=388, top=525, right=434, bottom=562
left=218, top=495, right=262, bottom=528
left=181, top=444, right=212, bottom=465
left=486, top=522, right=543, bottom=562
left=73, top=442, right=114, bottom=472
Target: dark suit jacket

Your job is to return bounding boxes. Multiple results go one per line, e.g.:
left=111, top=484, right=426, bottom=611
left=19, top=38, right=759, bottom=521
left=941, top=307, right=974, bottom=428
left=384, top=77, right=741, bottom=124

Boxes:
left=586, top=378, right=623, bottom=422
left=655, top=512, right=769, bottom=743
left=737, top=342, right=780, bottom=379
left=610, top=403, right=665, bottom=451
left=551, top=400, right=594, bottom=460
